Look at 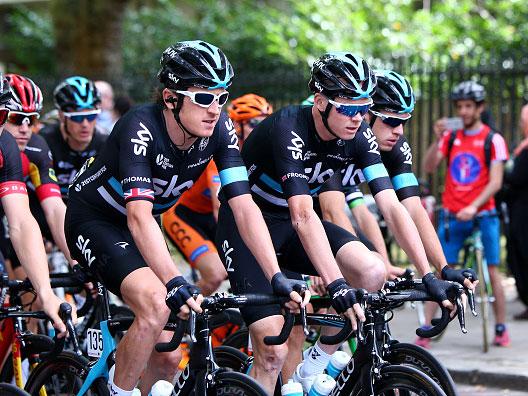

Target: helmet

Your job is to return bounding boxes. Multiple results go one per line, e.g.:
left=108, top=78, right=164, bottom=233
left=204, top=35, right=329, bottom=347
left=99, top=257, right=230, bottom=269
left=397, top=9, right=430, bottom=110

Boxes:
left=0, top=73, right=12, bottom=107
left=371, top=70, right=415, bottom=114
left=451, top=81, right=486, bottom=103
left=301, top=95, right=314, bottom=106
left=309, top=52, right=376, bottom=100
left=54, top=76, right=101, bottom=111
left=158, top=40, right=234, bottom=90
left=228, top=94, right=272, bottom=122
left=5, top=74, right=43, bottom=113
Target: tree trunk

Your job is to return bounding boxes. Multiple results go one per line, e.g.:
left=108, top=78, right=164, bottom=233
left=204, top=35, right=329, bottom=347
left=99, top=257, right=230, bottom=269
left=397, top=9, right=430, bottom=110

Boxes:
left=51, top=0, right=130, bottom=85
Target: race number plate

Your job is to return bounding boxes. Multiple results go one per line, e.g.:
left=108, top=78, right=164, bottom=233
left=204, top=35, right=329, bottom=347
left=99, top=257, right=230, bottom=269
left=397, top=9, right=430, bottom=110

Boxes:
left=87, top=328, right=103, bottom=357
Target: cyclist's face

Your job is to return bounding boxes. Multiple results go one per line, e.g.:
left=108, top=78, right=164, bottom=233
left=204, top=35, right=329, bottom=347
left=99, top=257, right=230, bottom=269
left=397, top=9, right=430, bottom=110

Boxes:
left=455, top=100, right=483, bottom=128
left=369, top=110, right=408, bottom=151
left=318, top=95, right=370, bottom=140
left=61, top=109, right=97, bottom=147
left=169, top=86, right=225, bottom=137
left=5, top=115, right=34, bottom=151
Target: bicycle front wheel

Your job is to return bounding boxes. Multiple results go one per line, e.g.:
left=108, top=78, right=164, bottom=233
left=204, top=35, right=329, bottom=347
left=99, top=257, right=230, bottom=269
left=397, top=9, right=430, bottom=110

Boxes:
left=197, top=370, right=267, bottom=396
left=386, top=342, right=457, bottom=396
left=0, top=382, right=32, bottom=396
left=350, top=364, right=447, bottom=396
left=24, top=352, right=108, bottom=396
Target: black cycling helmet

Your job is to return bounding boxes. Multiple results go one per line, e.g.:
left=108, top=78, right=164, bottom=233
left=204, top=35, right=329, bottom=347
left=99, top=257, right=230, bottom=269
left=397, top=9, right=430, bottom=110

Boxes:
left=451, top=80, right=486, bottom=103
left=158, top=40, right=234, bottom=90
left=309, top=52, right=376, bottom=100
left=371, top=70, right=415, bottom=114
left=54, top=76, right=101, bottom=112
left=0, top=73, right=12, bottom=107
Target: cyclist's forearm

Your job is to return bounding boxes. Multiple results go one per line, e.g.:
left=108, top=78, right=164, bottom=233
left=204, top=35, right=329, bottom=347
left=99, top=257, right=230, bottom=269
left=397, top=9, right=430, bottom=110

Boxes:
left=229, top=195, right=281, bottom=281
left=353, top=205, right=389, bottom=262
left=378, top=194, right=430, bottom=276
left=292, top=209, right=343, bottom=286
left=403, top=197, right=447, bottom=271
left=41, top=197, right=74, bottom=265
left=129, top=214, right=181, bottom=284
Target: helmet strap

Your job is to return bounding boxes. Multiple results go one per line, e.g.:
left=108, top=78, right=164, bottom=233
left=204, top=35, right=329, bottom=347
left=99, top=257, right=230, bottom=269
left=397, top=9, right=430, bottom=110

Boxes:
left=169, top=94, right=200, bottom=147
left=318, top=102, right=340, bottom=139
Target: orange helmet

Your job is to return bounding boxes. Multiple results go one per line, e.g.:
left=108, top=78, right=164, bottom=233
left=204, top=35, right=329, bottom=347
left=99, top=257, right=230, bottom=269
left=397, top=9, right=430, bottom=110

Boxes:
left=228, top=94, right=272, bottom=122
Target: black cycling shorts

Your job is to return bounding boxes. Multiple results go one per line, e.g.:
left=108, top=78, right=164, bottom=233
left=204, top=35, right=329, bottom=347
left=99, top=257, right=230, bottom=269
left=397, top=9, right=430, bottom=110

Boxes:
left=215, top=203, right=359, bottom=325
left=65, top=207, right=148, bottom=297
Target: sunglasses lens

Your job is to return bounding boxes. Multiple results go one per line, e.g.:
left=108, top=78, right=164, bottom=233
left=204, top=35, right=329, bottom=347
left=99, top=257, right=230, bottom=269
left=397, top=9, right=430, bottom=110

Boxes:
left=218, top=92, right=229, bottom=106
left=0, top=110, right=9, bottom=126
left=68, top=113, right=98, bottom=123
left=335, top=104, right=370, bottom=117
left=7, top=113, right=39, bottom=126
left=383, top=117, right=407, bottom=127
left=194, top=93, right=216, bottom=106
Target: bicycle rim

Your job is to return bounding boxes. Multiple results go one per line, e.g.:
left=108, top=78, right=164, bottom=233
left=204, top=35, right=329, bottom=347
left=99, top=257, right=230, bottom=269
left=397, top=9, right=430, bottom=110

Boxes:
left=350, top=365, right=447, bottom=396
left=476, top=250, right=490, bottom=353
left=208, top=370, right=267, bottom=396
left=24, top=352, right=108, bottom=396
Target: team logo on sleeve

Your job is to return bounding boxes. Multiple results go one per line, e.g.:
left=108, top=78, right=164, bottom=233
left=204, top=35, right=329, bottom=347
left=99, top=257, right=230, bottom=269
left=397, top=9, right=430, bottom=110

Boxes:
left=287, top=131, right=305, bottom=160
left=225, top=118, right=239, bottom=150
left=131, top=123, right=153, bottom=156
left=362, top=128, right=380, bottom=155
left=400, top=142, right=412, bottom=165
left=124, top=188, right=155, bottom=201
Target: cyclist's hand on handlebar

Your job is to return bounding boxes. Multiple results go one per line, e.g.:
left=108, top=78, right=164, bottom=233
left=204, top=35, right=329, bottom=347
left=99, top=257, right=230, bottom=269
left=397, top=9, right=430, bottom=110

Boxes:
left=327, top=278, right=365, bottom=330
left=271, top=272, right=310, bottom=310
left=422, top=273, right=456, bottom=314
left=166, top=276, right=203, bottom=317
left=441, top=266, right=479, bottom=291
left=39, top=290, right=77, bottom=338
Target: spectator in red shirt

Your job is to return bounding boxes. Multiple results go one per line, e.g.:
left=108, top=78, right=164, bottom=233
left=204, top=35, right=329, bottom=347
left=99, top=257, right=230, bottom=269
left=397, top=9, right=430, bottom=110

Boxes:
left=423, top=81, right=510, bottom=347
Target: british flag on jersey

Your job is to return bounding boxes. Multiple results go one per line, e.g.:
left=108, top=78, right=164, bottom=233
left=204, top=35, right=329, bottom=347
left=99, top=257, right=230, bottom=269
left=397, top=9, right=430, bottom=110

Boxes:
left=124, top=188, right=155, bottom=201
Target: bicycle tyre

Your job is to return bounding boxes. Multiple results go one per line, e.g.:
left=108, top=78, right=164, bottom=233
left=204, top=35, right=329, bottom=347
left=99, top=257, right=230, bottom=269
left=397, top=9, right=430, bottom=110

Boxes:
left=24, top=351, right=108, bottom=396
left=475, top=248, right=490, bottom=353
left=386, top=342, right=458, bottom=396
left=0, top=382, right=31, bottom=395
left=349, top=364, right=447, bottom=396
left=213, top=345, right=252, bottom=373
left=223, top=327, right=251, bottom=355
left=196, top=369, right=267, bottom=396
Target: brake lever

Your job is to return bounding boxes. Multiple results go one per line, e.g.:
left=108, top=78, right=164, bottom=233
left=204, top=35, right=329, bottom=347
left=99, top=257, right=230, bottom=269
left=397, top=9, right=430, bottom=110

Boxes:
left=456, top=294, right=467, bottom=334
left=300, top=305, right=309, bottom=336
left=356, top=299, right=366, bottom=344
left=189, top=310, right=197, bottom=343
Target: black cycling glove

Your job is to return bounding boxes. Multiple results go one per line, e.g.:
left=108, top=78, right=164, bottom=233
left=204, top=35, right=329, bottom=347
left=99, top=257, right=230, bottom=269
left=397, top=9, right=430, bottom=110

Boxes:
left=165, top=276, right=201, bottom=312
left=422, top=272, right=455, bottom=303
left=441, top=266, right=478, bottom=285
left=327, top=278, right=357, bottom=314
left=271, top=272, right=307, bottom=297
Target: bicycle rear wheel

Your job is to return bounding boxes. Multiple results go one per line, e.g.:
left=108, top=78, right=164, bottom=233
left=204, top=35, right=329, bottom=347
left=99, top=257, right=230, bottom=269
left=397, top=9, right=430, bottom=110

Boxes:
left=24, top=352, right=108, bottom=396
left=349, top=364, right=447, bottom=396
left=213, top=345, right=252, bottom=373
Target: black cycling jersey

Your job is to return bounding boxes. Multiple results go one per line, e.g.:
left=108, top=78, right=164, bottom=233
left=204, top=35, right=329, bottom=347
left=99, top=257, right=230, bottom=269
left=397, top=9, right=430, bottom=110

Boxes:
left=40, top=123, right=108, bottom=199
left=321, top=135, right=419, bottom=203
left=68, top=104, right=249, bottom=222
left=241, top=105, right=392, bottom=213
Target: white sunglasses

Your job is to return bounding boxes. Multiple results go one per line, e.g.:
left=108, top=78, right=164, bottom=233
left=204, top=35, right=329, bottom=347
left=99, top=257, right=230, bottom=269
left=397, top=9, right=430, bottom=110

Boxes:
left=175, top=90, right=229, bottom=108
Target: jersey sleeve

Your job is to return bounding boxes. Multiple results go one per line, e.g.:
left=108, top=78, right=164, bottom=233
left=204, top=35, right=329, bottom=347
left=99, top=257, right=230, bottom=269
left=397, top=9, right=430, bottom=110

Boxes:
left=353, top=125, right=392, bottom=196
left=118, top=115, right=155, bottom=203
left=25, top=135, right=61, bottom=201
left=272, top=119, right=311, bottom=199
left=382, top=136, right=420, bottom=201
left=490, top=133, right=509, bottom=162
left=345, top=185, right=365, bottom=208
left=0, top=133, right=27, bottom=198
left=213, top=113, right=251, bottom=200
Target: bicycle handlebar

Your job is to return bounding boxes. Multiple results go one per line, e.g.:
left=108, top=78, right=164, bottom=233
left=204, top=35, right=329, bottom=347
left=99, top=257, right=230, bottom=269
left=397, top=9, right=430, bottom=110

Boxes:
left=40, top=302, right=76, bottom=360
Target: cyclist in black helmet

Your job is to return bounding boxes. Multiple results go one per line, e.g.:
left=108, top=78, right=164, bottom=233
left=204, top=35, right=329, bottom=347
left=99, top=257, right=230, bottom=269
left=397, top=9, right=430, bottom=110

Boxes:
left=65, top=41, right=306, bottom=395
